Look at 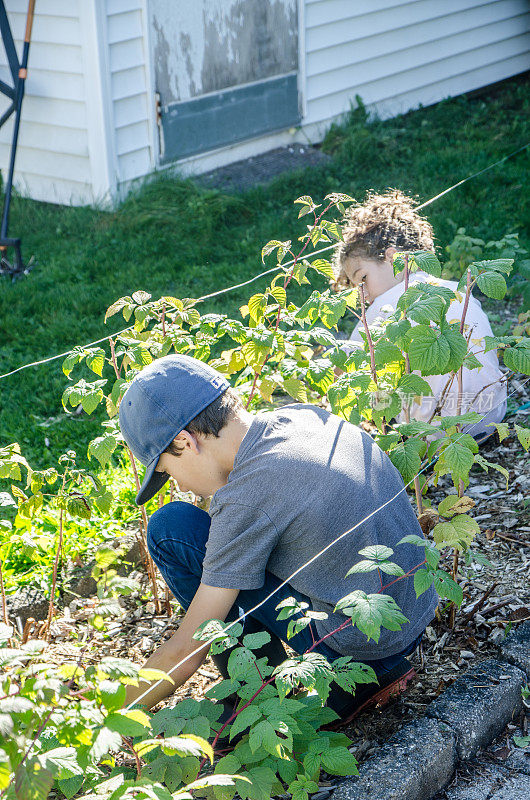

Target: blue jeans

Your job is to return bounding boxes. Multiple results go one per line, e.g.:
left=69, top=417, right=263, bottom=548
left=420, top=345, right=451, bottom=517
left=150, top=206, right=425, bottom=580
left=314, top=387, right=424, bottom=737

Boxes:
left=147, top=501, right=420, bottom=679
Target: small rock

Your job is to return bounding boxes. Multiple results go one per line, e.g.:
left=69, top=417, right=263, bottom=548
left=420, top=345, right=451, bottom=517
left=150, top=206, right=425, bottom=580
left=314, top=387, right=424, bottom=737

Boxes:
left=310, top=791, right=330, bottom=800
left=460, top=650, right=475, bottom=659
left=490, top=628, right=505, bottom=644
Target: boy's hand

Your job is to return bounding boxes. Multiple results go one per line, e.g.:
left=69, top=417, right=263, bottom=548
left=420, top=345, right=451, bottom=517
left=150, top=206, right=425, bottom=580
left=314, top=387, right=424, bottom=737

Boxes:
left=125, top=584, right=239, bottom=710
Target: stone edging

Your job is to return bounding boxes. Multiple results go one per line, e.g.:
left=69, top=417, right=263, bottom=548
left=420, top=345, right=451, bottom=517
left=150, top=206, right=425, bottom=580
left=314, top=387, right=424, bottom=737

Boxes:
left=332, top=621, right=530, bottom=800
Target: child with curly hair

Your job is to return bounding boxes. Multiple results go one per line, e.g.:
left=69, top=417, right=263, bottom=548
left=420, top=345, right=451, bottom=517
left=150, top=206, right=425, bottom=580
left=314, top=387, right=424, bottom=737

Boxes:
left=332, top=190, right=506, bottom=439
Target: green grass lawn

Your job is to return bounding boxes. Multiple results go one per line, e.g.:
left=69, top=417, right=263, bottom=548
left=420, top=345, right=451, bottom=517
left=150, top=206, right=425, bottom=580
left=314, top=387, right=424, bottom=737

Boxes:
left=1, top=73, right=529, bottom=467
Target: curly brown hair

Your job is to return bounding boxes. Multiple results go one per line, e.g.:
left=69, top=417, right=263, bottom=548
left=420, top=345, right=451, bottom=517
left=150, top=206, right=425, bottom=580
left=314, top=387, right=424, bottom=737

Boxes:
left=332, top=190, right=434, bottom=288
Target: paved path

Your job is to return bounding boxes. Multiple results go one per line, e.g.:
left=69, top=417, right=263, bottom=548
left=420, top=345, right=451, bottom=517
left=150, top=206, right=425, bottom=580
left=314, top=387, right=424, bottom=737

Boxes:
left=195, top=143, right=330, bottom=193
left=434, top=749, right=529, bottom=800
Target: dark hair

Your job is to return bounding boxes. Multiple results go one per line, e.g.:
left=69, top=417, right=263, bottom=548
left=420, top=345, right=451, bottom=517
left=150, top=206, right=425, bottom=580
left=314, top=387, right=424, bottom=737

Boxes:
left=332, top=189, right=435, bottom=289
left=164, top=387, right=243, bottom=457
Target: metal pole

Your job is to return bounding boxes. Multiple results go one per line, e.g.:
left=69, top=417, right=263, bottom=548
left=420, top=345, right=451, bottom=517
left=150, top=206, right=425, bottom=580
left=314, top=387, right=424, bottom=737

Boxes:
left=0, top=0, right=35, bottom=272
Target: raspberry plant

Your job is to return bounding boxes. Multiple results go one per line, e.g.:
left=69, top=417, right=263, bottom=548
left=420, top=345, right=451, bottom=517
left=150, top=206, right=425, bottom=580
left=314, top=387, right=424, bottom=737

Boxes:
left=1, top=192, right=529, bottom=799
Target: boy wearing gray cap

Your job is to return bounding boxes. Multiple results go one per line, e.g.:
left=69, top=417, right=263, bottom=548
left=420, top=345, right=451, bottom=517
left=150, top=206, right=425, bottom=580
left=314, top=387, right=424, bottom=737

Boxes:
left=119, top=354, right=437, bottom=720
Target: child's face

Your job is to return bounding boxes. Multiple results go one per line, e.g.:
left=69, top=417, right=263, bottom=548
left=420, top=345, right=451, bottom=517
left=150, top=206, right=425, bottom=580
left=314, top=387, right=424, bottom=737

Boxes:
left=341, top=248, right=403, bottom=303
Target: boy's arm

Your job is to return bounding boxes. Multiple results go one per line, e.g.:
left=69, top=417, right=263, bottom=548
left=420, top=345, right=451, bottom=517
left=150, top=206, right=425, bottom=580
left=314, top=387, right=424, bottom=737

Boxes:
left=126, top=584, right=239, bottom=710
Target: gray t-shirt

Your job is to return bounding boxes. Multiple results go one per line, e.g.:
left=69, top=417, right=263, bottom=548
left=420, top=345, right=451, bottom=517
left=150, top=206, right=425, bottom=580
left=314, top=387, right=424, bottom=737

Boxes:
left=203, top=404, right=437, bottom=659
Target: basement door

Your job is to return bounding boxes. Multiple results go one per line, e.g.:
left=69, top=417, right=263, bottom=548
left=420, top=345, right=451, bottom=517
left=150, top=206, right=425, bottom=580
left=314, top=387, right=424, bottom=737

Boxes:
left=148, top=0, right=301, bottom=163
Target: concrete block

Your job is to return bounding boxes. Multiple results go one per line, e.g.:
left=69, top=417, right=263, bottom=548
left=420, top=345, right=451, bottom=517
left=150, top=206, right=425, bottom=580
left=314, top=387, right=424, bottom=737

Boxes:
left=426, top=659, right=525, bottom=761
left=499, top=621, right=530, bottom=676
left=332, top=718, right=456, bottom=800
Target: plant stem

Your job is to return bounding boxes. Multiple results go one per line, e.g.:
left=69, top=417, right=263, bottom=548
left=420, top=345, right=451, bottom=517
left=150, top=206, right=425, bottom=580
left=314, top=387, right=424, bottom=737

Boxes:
left=109, top=339, right=162, bottom=614
left=127, top=448, right=162, bottom=615
left=108, top=336, right=121, bottom=378
left=359, top=283, right=386, bottom=435
left=0, top=554, right=8, bottom=626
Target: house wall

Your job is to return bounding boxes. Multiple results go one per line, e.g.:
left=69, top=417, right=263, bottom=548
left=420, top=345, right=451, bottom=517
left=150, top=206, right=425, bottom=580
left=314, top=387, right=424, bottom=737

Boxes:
left=303, top=0, right=530, bottom=135
left=0, top=0, right=94, bottom=204
left=0, top=0, right=528, bottom=205
left=106, top=0, right=155, bottom=191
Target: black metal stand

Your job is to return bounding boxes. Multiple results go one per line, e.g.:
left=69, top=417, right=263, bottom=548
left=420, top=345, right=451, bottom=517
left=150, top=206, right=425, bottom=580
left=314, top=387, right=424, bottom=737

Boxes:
left=0, top=0, right=35, bottom=277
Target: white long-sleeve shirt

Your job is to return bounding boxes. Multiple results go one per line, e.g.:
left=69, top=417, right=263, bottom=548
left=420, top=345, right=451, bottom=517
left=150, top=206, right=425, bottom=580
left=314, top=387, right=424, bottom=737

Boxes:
left=347, top=272, right=507, bottom=436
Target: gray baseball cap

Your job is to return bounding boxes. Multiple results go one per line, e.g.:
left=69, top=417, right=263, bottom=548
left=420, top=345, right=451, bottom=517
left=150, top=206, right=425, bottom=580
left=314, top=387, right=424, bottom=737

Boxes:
left=119, top=354, right=230, bottom=505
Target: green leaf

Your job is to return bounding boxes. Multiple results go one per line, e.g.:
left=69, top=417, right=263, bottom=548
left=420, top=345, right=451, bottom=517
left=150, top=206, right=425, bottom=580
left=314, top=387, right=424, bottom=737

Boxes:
left=136, top=735, right=213, bottom=762
left=205, top=679, right=241, bottom=702
left=388, top=440, right=423, bottom=483
left=261, top=239, right=291, bottom=264
left=86, top=348, right=106, bottom=376
left=289, top=261, right=310, bottom=285
left=437, top=494, right=475, bottom=517
left=433, top=570, right=463, bottom=605
left=57, top=775, right=84, bottom=799
left=227, top=647, right=260, bottom=681
left=373, top=339, right=404, bottom=368
left=294, top=195, right=318, bottom=217
left=229, top=705, right=262, bottom=741
left=270, top=285, right=287, bottom=307
left=99, top=679, right=126, bottom=711
left=442, top=327, right=468, bottom=373
left=414, top=569, right=434, bottom=598
left=432, top=514, right=479, bottom=550
left=407, top=326, right=450, bottom=376
left=472, top=258, right=513, bottom=275
left=283, top=377, right=308, bottom=402
left=397, top=374, right=432, bottom=397
left=473, top=454, right=510, bottom=487
left=89, top=726, right=122, bottom=760
left=62, top=349, right=82, bottom=377
left=436, top=440, right=476, bottom=487
left=310, top=258, right=335, bottom=280
left=248, top=293, right=267, bottom=323
left=242, top=631, right=271, bottom=650
left=334, top=592, right=408, bottom=642
left=88, top=434, right=118, bottom=468
left=476, top=271, right=507, bottom=299
left=331, top=659, right=377, bottom=693
left=248, top=719, right=281, bottom=756
left=43, top=747, right=84, bottom=779
left=193, top=619, right=244, bottom=655
left=404, top=293, right=447, bottom=325
left=321, top=746, right=358, bottom=776
left=487, top=422, right=510, bottom=442
left=515, top=424, right=530, bottom=451
left=238, top=767, right=276, bottom=800
left=412, top=250, right=442, bottom=277
left=319, top=294, right=347, bottom=329
left=15, top=760, right=54, bottom=800
left=504, top=343, right=530, bottom=374
left=357, top=544, right=394, bottom=562
left=105, top=708, right=151, bottom=737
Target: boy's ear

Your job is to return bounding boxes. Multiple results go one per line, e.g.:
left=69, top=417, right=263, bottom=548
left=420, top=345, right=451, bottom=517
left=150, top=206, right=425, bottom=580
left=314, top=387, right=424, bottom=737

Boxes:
left=175, top=429, right=200, bottom=454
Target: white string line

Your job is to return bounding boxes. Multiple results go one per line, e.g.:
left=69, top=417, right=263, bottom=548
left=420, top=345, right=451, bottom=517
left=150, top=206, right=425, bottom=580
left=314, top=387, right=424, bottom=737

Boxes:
left=0, top=245, right=333, bottom=381
left=2, top=140, right=528, bottom=382
left=414, top=141, right=530, bottom=211
left=128, top=376, right=529, bottom=710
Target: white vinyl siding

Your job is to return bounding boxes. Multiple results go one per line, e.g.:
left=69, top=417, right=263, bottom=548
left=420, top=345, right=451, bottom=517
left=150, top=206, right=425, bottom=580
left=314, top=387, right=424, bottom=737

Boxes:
left=0, top=0, right=92, bottom=204
left=304, top=0, right=530, bottom=129
left=106, top=0, right=154, bottom=189
left=0, top=0, right=528, bottom=204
